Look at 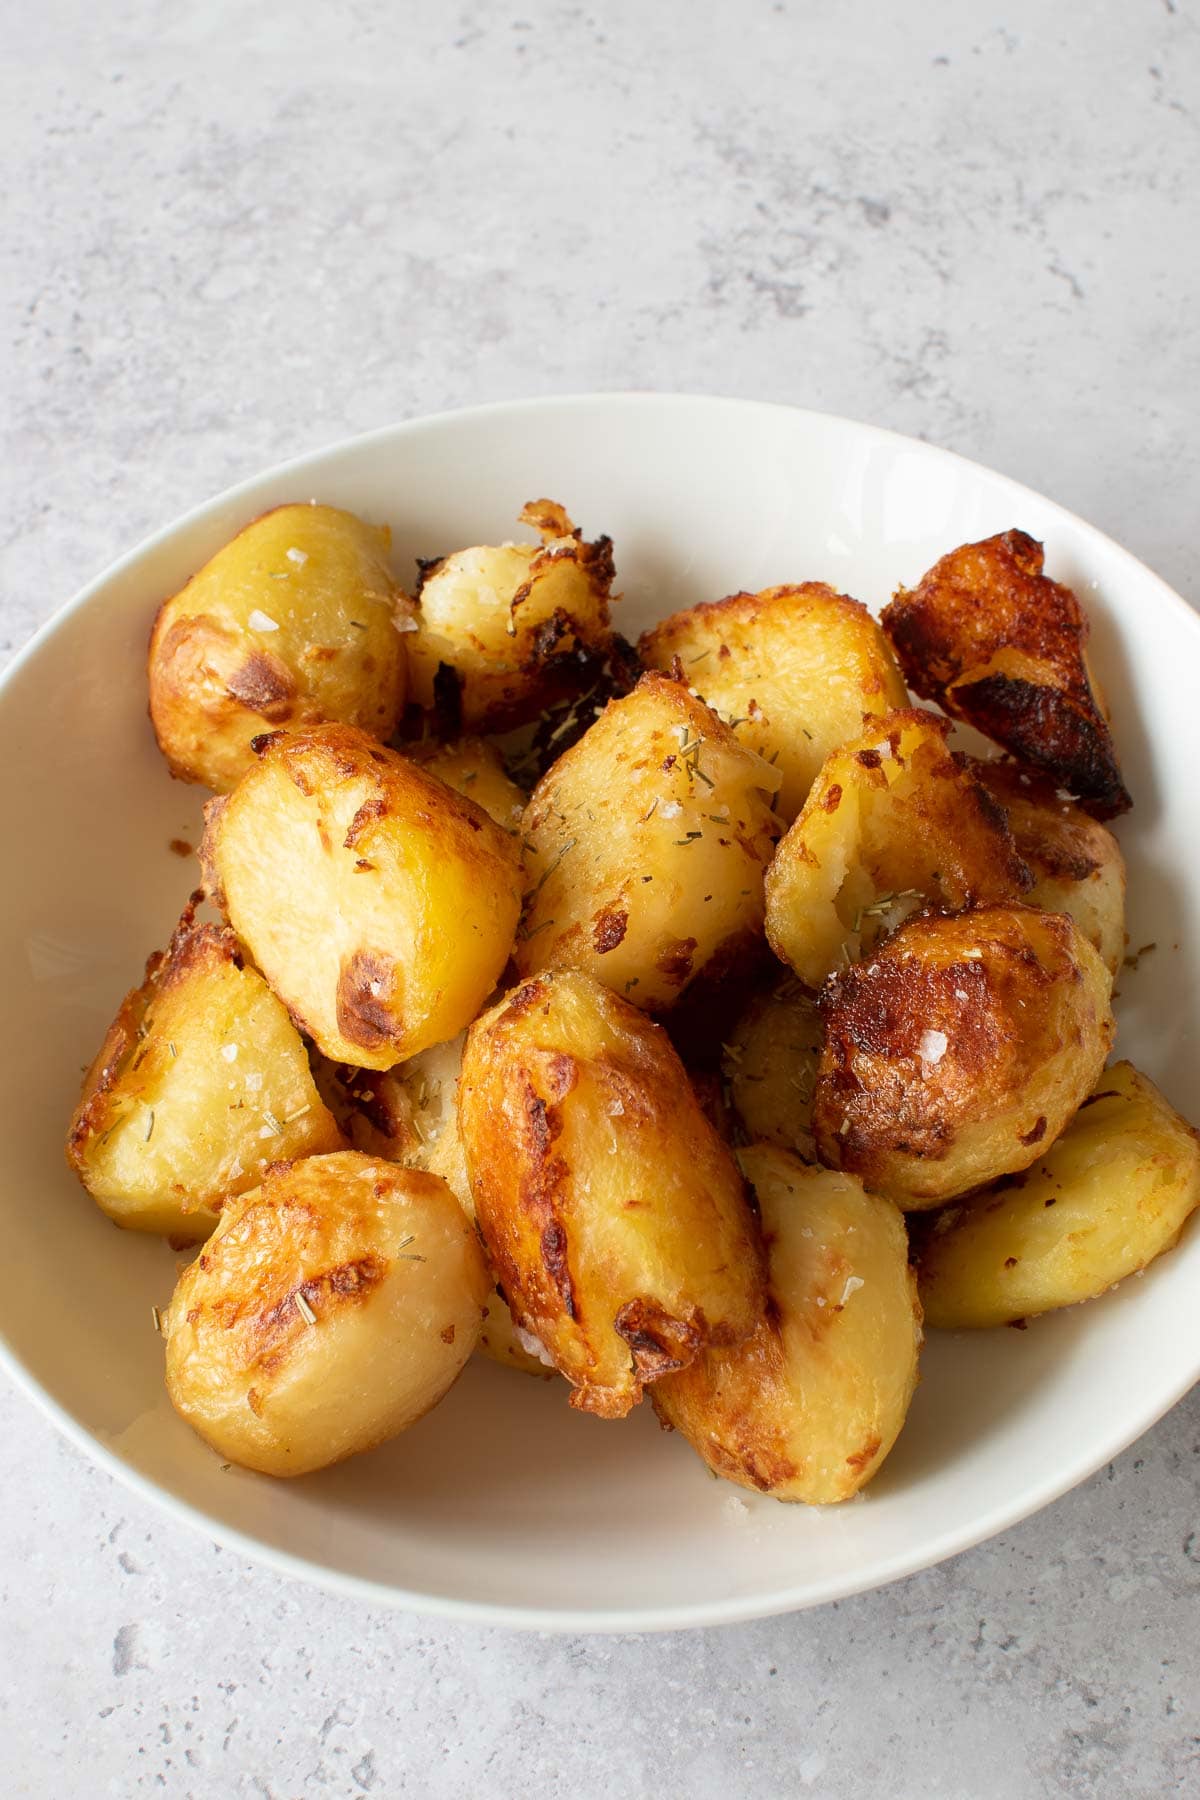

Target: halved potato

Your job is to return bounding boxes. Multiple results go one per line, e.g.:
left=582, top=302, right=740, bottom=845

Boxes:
left=406, top=737, right=525, bottom=832
left=882, top=530, right=1130, bottom=818
left=640, top=583, right=908, bottom=821
left=516, top=673, right=781, bottom=1012
left=654, top=1146, right=921, bottom=1504
left=723, top=978, right=823, bottom=1160
left=149, top=504, right=408, bottom=793
left=764, top=709, right=1030, bottom=989
left=203, top=723, right=522, bottom=1068
left=163, top=1151, right=490, bottom=1476
left=459, top=970, right=766, bottom=1418
left=814, top=904, right=1114, bottom=1208
left=66, top=914, right=342, bottom=1240
left=918, top=1062, right=1200, bottom=1327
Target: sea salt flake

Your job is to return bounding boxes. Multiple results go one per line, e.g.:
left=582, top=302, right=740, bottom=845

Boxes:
left=514, top=1325, right=556, bottom=1367
left=286, top=547, right=308, bottom=565
left=839, top=1275, right=865, bottom=1306
left=221, top=1043, right=239, bottom=1062
left=660, top=799, right=683, bottom=820
left=918, top=1028, right=948, bottom=1068
left=247, top=609, right=279, bottom=632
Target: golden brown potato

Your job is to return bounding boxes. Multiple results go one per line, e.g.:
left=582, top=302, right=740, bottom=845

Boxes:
left=516, top=673, right=781, bottom=1012
left=406, top=499, right=616, bottom=731
left=972, top=760, right=1126, bottom=976
left=919, top=1062, right=1200, bottom=1327
left=723, top=978, right=823, bottom=1160
left=460, top=970, right=766, bottom=1418
left=66, top=914, right=342, bottom=1241
left=149, top=504, right=408, bottom=793
left=639, top=583, right=908, bottom=821
left=764, top=709, right=1031, bottom=989
left=882, top=530, right=1130, bottom=818
left=814, top=904, right=1115, bottom=1209
left=654, top=1146, right=921, bottom=1503
left=203, top=723, right=522, bottom=1069
left=312, top=1033, right=468, bottom=1164
left=163, top=1151, right=490, bottom=1476
left=406, top=737, right=525, bottom=832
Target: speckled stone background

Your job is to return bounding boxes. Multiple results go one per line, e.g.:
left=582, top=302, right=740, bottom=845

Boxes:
left=3, top=2, right=1199, bottom=1794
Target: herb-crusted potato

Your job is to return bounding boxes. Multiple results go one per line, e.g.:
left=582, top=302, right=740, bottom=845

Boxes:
left=516, top=673, right=781, bottom=1011
left=764, top=709, right=1031, bottom=990
left=918, top=1062, right=1200, bottom=1327
left=815, top=905, right=1115, bottom=1209
left=639, top=583, right=908, bottom=821
left=406, top=736, right=525, bottom=833
left=882, top=530, right=1130, bottom=818
left=459, top=970, right=766, bottom=1418
left=203, top=723, right=522, bottom=1069
left=407, top=500, right=616, bottom=732
left=163, top=1151, right=490, bottom=1476
left=67, top=914, right=342, bottom=1241
left=654, top=1146, right=921, bottom=1503
left=723, top=979, right=823, bottom=1160
left=149, top=504, right=408, bottom=793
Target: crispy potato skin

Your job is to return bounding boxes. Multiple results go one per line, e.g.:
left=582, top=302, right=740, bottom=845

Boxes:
left=203, top=723, right=522, bottom=1068
left=516, top=672, right=781, bottom=1012
left=724, top=979, right=823, bottom=1160
left=66, top=914, right=342, bottom=1239
left=406, top=737, right=525, bottom=832
left=764, top=709, right=1031, bottom=989
left=882, top=531, right=1130, bottom=818
left=654, top=1146, right=921, bottom=1503
left=814, top=905, right=1115, bottom=1208
left=459, top=970, right=766, bottom=1418
left=149, top=505, right=407, bottom=793
left=164, top=1152, right=490, bottom=1476
left=918, top=1062, right=1200, bottom=1327
left=640, top=583, right=908, bottom=821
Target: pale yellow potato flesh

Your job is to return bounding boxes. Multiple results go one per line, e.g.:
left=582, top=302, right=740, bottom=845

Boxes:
left=406, top=737, right=525, bottom=833
left=724, top=979, right=823, bottom=1160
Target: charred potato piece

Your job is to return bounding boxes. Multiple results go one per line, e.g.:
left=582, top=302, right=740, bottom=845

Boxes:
left=640, top=583, right=908, bottom=822
left=406, top=737, right=525, bottom=833
left=919, top=1062, right=1200, bottom=1327
left=516, top=673, right=781, bottom=1012
left=204, top=724, right=522, bottom=1069
left=724, top=979, right=823, bottom=1160
left=460, top=970, right=766, bottom=1418
left=764, top=709, right=1030, bottom=989
left=67, top=915, right=342, bottom=1240
left=815, top=905, right=1114, bottom=1209
left=164, top=1151, right=489, bottom=1476
left=654, top=1146, right=921, bottom=1504
left=149, top=505, right=408, bottom=793
left=407, top=500, right=616, bottom=732
left=882, top=530, right=1130, bottom=818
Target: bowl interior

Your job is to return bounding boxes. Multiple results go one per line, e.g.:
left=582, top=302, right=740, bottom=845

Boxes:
left=3, top=394, right=1198, bottom=1629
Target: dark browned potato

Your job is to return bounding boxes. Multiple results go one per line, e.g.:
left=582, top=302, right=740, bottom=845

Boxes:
left=459, top=970, right=766, bottom=1418
left=881, top=530, right=1130, bottom=818
left=814, top=904, right=1115, bottom=1209
left=203, top=723, right=522, bottom=1069
left=149, top=504, right=408, bottom=793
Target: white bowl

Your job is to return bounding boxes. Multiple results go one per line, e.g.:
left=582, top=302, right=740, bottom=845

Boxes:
left=3, top=394, right=1198, bottom=1632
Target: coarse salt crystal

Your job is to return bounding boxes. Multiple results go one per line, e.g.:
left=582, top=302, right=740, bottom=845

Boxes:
left=918, top=1028, right=948, bottom=1068
left=244, top=1071, right=263, bottom=1092
left=514, top=1324, right=556, bottom=1367
left=286, top=547, right=308, bottom=565
left=840, top=1275, right=865, bottom=1306
left=247, top=609, right=279, bottom=632
left=221, top=1043, right=239, bottom=1062
left=660, top=799, right=683, bottom=820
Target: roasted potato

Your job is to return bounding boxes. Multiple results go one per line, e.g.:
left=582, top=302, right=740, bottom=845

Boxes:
left=723, top=978, right=823, bottom=1160
left=815, top=904, right=1115, bottom=1208
left=639, top=583, right=908, bottom=822
left=313, top=1033, right=468, bottom=1164
left=163, top=1151, right=490, bottom=1476
left=406, top=499, right=616, bottom=731
left=919, top=1062, right=1200, bottom=1327
left=654, top=1146, right=921, bottom=1503
left=406, top=736, right=525, bottom=833
left=149, top=504, right=408, bottom=793
left=516, top=673, right=781, bottom=1012
left=764, top=709, right=1031, bottom=989
left=203, top=723, right=522, bottom=1068
left=67, top=914, right=342, bottom=1240
left=459, top=970, right=766, bottom=1418
left=882, top=530, right=1130, bottom=818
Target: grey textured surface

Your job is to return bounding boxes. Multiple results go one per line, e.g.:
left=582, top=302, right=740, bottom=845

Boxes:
left=2, top=1, right=1199, bottom=1794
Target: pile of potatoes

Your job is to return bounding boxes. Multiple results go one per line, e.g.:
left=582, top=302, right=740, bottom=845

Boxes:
left=67, top=501, right=1200, bottom=1503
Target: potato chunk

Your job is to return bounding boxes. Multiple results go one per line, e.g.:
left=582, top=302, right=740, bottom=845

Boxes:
left=640, top=583, right=908, bottom=821
left=814, top=905, right=1114, bottom=1209
left=516, top=673, right=781, bottom=1012
left=149, top=504, right=407, bottom=793
left=163, top=1151, right=489, bottom=1476
left=919, top=1062, right=1200, bottom=1327
left=66, top=915, right=342, bottom=1240
left=882, top=530, right=1130, bottom=818
left=724, top=979, right=823, bottom=1160
left=203, top=723, right=522, bottom=1069
left=460, top=970, right=766, bottom=1418
left=654, top=1146, right=921, bottom=1503
left=406, top=736, right=525, bottom=833
left=407, top=499, right=616, bottom=731
left=764, top=709, right=1030, bottom=989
